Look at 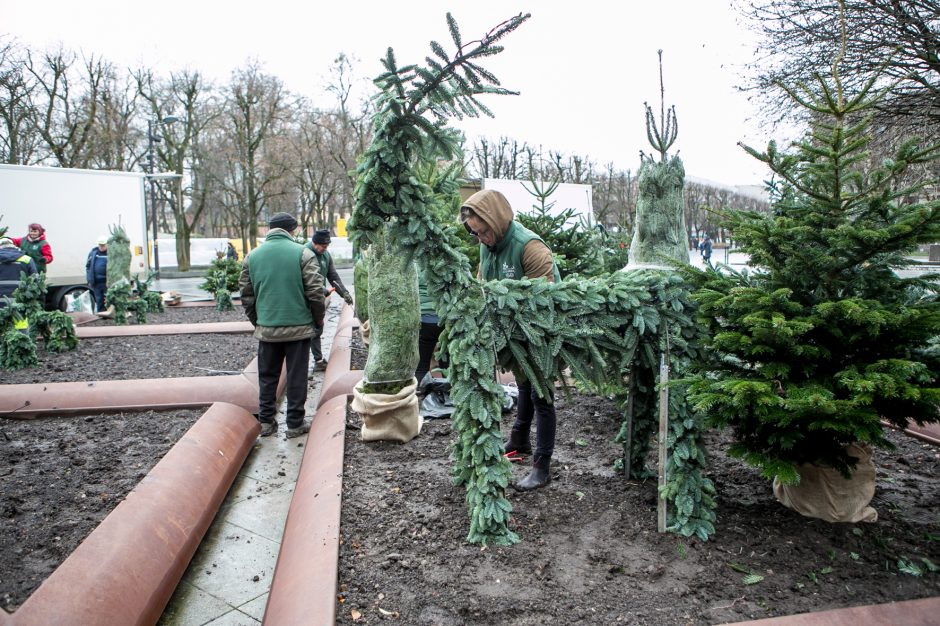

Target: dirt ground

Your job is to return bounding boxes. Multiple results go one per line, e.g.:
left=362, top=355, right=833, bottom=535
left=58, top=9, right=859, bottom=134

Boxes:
left=3, top=307, right=254, bottom=384
left=0, top=306, right=254, bottom=613
left=339, top=333, right=940, bottom=625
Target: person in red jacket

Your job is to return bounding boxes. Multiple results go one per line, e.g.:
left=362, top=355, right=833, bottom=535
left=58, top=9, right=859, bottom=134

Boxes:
left=12, top=223, right=53, bottom=273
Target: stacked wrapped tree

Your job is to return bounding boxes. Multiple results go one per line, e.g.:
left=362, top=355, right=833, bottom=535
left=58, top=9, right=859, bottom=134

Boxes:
left=628, top=51, right=689, bottom=269
left=349, top=15, right=716, bottom=544
left=686, top=21, right=940, bottom=522
left=104, top=225, right=162, bottom=324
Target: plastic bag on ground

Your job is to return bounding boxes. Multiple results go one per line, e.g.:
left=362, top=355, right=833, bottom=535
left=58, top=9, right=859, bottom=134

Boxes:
left=417, top=374, right=518, bottom=419
left=65, top=290, right=94, bottom=313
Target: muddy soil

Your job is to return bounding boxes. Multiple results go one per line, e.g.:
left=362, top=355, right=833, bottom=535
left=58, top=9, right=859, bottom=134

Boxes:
left=3, top=307, right=255, bottom=384
left=0, top=306, right=255, bottom=613
left=0, top=408, right=203, bottom=612
left=339, top=331, right=940, bottom=625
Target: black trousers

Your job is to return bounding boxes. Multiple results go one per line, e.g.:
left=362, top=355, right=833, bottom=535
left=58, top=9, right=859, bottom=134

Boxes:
left=415, top=321, right=443, bottom=385
left=257, top=338, right=311, bottom=429
left=310, top=321, right=324, bottom=361
left=512, top=380, right=557, bottom=458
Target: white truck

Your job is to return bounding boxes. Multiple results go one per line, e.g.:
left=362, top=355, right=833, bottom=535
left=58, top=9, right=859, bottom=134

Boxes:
left=0, top=164, right=150, bottom=310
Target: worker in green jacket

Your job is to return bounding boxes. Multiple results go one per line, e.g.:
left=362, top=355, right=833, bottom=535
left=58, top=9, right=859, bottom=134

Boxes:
left=460, top=189, right=560, bottom=492
left=305, top=229, right=353, bottom=371
left=240, top=213, right=325, bottom=439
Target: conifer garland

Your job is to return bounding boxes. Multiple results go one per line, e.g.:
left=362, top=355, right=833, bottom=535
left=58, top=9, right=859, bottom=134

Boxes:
left=350, top=14, right=715, bottom=543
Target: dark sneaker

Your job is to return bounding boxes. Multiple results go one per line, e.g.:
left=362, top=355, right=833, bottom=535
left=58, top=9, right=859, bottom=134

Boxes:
left=285, top=420, right=311, bottom=439
left=314, top=359, right=328, bottom=371
left=259, top=421, right=277, bottom=437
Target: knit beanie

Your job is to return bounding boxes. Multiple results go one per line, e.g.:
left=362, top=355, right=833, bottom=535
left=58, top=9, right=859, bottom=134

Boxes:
left=268, top=213, right=298, bottom=232
left=312, top=229, right=331, bottom=244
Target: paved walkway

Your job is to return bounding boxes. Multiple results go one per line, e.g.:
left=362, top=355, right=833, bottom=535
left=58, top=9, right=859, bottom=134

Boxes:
left=158, top=294, right=347, bottom=626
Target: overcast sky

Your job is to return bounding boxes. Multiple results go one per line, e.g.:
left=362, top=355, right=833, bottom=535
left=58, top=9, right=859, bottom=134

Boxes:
left=2, top=0, right=782, bottom=187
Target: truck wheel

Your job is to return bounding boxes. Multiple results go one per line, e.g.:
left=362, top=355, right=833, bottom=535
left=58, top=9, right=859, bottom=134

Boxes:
left=55, top=286, right=95, bottom=312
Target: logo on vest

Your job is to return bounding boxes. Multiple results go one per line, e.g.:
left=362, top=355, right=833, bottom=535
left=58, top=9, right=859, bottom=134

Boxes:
left=501, top=262, right=517, bottom=278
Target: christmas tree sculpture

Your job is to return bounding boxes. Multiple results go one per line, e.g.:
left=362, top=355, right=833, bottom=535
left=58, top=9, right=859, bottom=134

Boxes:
left=350, top=15, right=714, bottom=544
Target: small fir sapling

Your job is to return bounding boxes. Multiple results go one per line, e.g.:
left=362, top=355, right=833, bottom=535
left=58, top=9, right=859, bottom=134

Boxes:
left=200, top=255, right=241, bottom=311
left=515, top=178, right=606, bottom=278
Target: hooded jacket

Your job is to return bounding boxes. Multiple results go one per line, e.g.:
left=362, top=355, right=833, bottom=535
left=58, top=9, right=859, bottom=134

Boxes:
left=460, top=189, right=558, bottom=282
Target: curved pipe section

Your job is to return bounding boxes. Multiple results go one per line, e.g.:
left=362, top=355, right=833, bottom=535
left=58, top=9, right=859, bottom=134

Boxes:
left=76, top=321, right=253, bottom=338
left=0, top=356, right=283, bottom=418
left=263, top=393, right=347, bottom=626
left=0, top=375, right=260, bottom=418
left=317, top=324, right=362, bottom=408
left=10, top=402, right=260, bottom=626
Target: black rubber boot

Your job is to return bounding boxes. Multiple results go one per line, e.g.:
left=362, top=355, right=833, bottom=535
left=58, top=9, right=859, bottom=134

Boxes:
left=513, top=455, right=551, bottom=491
left=503, top=429, right=532, bottom=455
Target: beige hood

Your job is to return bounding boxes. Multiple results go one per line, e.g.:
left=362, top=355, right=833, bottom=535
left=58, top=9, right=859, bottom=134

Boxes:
left=460, top=189, right=513, bottom=242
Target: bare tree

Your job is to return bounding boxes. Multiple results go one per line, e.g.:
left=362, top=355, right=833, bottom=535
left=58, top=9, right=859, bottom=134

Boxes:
left=25, top=47, right=111, bottom=167
left=738, top=0, right=940, bottom=135
left=468, top=136, right=535, bottom=179
left=218, top=61, right=290, bottom=249
left=0, top=38, right=40, bottom=164
left=137, top=68, right=219, bottom=269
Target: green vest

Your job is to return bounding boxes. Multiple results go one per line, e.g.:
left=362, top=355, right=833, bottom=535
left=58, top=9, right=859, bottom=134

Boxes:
left=20, top=238, right=46, bottom=273
left=479, top=222, right=560, bottom=282
left=248, top=232, right=313, bottom=327
left=418, top=270, right=436, bottom=317
left=305, top=244, right=333, bottom=294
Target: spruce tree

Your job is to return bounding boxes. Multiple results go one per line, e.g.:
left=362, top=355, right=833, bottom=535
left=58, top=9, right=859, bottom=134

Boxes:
left=515, top=179, right=605, bottom=278
left=686, top=38, right=940, bottom=483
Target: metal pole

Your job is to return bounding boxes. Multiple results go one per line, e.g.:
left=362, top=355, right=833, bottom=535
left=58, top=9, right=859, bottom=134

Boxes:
left=148, top=120, right=160, bottom=275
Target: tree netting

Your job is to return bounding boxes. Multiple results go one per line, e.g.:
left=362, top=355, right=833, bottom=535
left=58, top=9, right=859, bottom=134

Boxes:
left=362, top=226, right=420, bottom=392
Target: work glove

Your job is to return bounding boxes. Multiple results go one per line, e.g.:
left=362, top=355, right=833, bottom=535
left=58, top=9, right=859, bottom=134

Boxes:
left=342, top=292, right=354, bottom=306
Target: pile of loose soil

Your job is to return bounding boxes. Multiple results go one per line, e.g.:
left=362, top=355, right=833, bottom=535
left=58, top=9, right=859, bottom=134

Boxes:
left=0, top=408, right=203, bottom=612
left=337, top=387, right=940, bottom=625
left=4, top=307, right=255, bottom=384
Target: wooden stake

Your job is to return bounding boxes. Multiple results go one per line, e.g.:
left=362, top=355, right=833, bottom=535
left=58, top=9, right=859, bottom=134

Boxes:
left=623, top=366, right=634, bottom=478
left=657, top=350, right=669, bottom=533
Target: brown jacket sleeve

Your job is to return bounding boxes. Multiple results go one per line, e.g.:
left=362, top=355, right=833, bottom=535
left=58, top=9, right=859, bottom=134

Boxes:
left=521, top=240, right=556, bottom=282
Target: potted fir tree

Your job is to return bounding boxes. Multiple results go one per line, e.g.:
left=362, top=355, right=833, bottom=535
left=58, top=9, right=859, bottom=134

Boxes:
left=686, top=51, right=940, bottom=522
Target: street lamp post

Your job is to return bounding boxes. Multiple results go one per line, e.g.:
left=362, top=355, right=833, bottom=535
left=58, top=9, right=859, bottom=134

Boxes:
left=147, top=115, right=179, bottom=275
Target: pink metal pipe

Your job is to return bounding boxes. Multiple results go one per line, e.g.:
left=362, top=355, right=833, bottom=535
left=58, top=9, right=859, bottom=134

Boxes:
left=317, top=325, right=362, bottom=408
left=9, top=402, right=260, bottom=626
left=725, top=595, right=940, bottom=626
left=263, top=393, right=347, bottom=626
left=76, top=321, right=253, bottom=338
left=0, top=356, right=283, bottom=418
